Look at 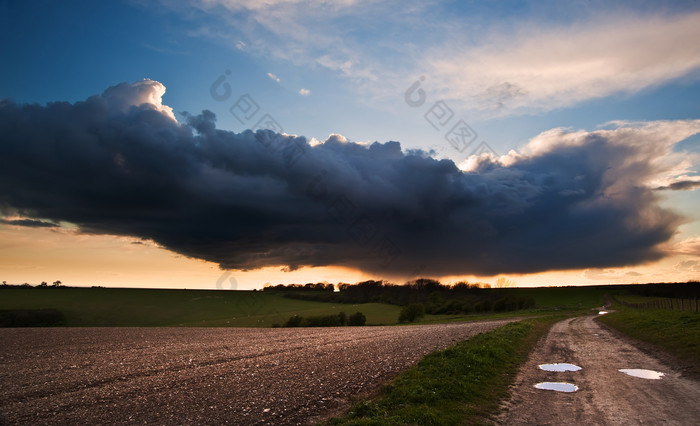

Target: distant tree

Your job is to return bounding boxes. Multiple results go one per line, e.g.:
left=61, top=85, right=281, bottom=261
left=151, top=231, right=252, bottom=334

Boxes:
left=40, top=281, right=48, bottom=287
left=2, top=281, right=6, bottom=286
left=348, top=312, right=366, bottom=326
left=408, top=278, right=443, bottom=292
left=495, top=277, right=516, bottom=288
left=452, top=281, right=471, bottom=291
left=338, top=311, right=347, bottom=326
left=398, top=304, right=425, bottom=323
left=52, top=280, right=62, bottom=287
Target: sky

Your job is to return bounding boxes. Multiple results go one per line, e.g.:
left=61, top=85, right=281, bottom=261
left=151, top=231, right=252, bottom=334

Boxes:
left=1, top=0, right=700, bottom=289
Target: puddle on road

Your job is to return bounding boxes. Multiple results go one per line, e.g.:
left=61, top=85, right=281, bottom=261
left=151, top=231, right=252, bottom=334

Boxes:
left=598, top=311, right=608, bottom=315
left=619, top=369, right=664, bottom=380
left=534, top=382, right=579, bottom=392
left=539, top=363, right=582, bottom=372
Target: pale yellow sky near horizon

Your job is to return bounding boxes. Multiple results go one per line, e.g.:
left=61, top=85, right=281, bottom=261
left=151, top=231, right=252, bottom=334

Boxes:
left=1, top=222, right=698, bottom=290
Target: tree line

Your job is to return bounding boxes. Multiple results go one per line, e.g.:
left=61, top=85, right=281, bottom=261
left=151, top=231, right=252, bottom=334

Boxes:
left=264, top=278, right=535, bottom=317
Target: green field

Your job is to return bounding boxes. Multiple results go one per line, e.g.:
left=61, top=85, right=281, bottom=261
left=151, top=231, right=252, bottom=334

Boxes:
left=0, top=287, right=403, bottom=327
left=0, top=285, right=617, bottom=327
left=502, top=286, right=615, bottom=308
left=0, top=284, right=622, bottom=327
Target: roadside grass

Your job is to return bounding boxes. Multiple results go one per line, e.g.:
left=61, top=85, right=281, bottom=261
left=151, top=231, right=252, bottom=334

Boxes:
left=597, top=307, right=700, bottom=376
left=326, top=315, right=563, bottom=425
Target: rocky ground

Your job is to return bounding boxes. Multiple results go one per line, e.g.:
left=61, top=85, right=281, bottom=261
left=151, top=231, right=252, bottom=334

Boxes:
left=0, top=320, right=513, bottom=425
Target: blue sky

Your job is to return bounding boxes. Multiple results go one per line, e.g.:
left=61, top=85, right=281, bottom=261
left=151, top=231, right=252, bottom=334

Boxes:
left=3, top=1, right=700, bottom=155
left=1, top=0, right=700, bottom=288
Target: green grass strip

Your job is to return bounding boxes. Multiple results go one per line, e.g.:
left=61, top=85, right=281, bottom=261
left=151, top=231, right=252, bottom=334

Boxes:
left=597, top=308, right=700, bottom=376
left=327, top=316, right=561, bottom=425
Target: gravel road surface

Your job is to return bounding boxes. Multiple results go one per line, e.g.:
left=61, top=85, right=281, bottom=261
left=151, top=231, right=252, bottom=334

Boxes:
left=496, top=315, right=700, bottom=425
left=1, top=320, right=513, bottom=425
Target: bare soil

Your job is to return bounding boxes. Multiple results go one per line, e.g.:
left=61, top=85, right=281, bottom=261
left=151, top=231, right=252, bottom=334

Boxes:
left=0, top=320, right=512, bottom=425
left=496, top=315, right=700, bottom=425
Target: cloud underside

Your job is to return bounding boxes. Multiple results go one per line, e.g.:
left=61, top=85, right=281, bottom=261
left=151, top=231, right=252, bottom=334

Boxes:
left=1, top=80, right=699, bottom=277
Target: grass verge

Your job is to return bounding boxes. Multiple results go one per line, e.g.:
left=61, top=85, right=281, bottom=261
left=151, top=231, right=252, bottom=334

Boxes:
left=597, top=308, right=700, bottom=376
left=327, top=315, right=563, bottom=425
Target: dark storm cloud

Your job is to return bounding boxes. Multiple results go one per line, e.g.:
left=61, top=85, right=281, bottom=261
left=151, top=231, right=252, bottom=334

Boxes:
left=0, top=218, right=57, bottom=228
left=1, top=80, right=697, bottom=277
left=655, top=180, right=700, bottom=191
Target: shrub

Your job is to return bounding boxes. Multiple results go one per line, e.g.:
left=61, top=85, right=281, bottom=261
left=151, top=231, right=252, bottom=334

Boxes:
left=284, top=315, right=303, bottom=327
left=494, top=297, right=518, bottom=312
left=474, top=300, right=492, bottom=313
left=302, top=314, right=344, bottom=327
left=348, top=311, right=366, bottom=326
left=398, top=303, right=425, bottom=323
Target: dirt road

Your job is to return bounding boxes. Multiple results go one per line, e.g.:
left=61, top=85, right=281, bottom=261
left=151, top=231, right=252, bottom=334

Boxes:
left=496, top=315, right=700, bottom=425
left=0, top=320, right=512, bottom=425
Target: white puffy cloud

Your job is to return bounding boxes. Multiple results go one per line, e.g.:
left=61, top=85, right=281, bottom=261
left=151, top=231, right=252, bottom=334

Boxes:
left=101, top=79, right=176, bottom=121
left=465, top=119, right=700, bottom=195
left=298, top=88, right=310, bottom=96
left=267, top=72, right=281, bottom=83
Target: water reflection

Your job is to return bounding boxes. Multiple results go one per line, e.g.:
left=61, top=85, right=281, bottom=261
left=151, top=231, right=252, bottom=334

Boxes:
left=534, top=382, right=579, bottom=392
left=619, top=369, right=664, bottom=379
left=539, top=363, right=582, bottom=372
